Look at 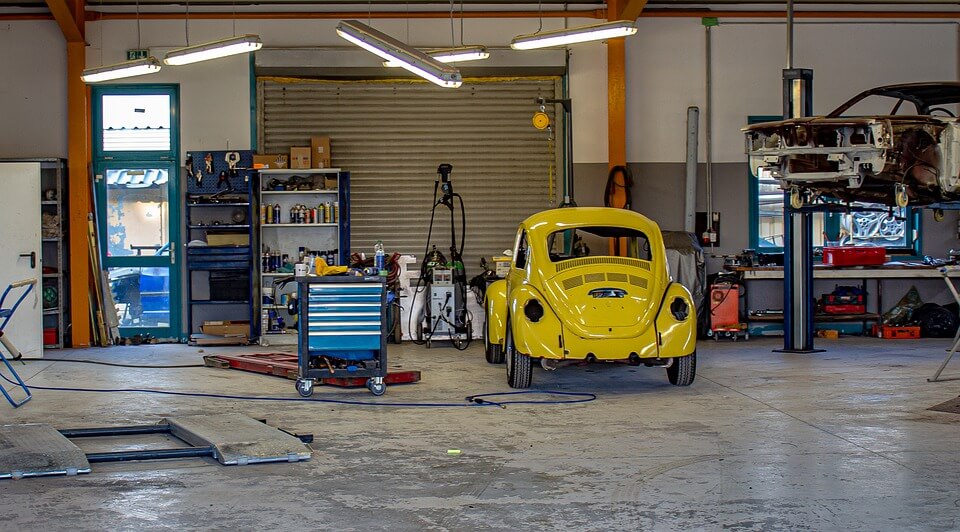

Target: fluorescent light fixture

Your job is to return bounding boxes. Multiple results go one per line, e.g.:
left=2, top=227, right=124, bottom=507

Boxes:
left=511, top=20, right=638, bottom=50
left=81, top=56, right=162, bottom=83
left=163, top=34, right=262, bottom=66
left=336, top=20, right=463, bottom=88
left=382, top=45, right=490, bottom=67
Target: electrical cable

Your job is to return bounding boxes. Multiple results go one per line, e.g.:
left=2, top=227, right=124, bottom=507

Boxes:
left=0, top=371, right=595, bottom=408
left=32, top=358, right=205, bottom=369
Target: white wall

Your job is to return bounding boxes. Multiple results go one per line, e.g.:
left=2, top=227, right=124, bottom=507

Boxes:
left=87, top=20, right=253, bottom=157
left=1, top=17, right=957, bottom=165
left=627, top=18, right=959, bottom=163
left=0, top=21, right=67, bottom=158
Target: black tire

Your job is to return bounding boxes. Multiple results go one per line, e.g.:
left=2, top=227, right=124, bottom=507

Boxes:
left=505, top=318, right=532, bottom=388
left=666, top=351, right=696, bottom=386
left=484, top=301, right=505, bottom=364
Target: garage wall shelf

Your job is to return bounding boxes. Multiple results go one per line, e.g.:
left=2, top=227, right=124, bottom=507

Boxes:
left=257, top=168, right=350, bottom=346
left=184, top=150, right=258, bottom=343
left=38, top=159, right=69, bottom=348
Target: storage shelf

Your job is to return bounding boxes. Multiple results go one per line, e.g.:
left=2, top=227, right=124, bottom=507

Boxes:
left=261, top=189, right=338, bottom=195
left=189, top=299, right=251, bottom=305
left=187, top=224, right=250, bottom=229
left=748, top=312, right=880, bottom=323
left=42, top=237, right=60, bottom=242
left=262, top=223, right=338, bottom=227
left=262, top=272, right=295, bottom=276
left=259, top=168, right=341, bottom=175
left=43, top=308, right=59, bottom=315
left=187, top=202, right=251, bottom=207
left=42, top=273, right=60, bottom=278
left=41, top=200, right=59, bottom=205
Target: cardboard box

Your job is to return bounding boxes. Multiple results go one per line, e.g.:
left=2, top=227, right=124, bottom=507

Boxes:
left=201, top=320, right=250, bottom=337
left=290, top=147, right=311, bottom=169
left=206, top=233, right=249, bottom=246
left=311, top=136, right=332, bottom=168
left=252, top=154, right=289, bottom=169
left=324, top=176, right=339, bottom=190
left=493, top=256, right=511, bottom=277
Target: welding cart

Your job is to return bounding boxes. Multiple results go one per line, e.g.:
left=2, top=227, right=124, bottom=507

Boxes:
left=296, top=275, right=388, bottom=396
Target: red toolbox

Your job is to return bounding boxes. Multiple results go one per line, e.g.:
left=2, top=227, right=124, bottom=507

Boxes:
left=822, top=246, right=886, bottom=267
left=871, top=325, right=921, bottom=339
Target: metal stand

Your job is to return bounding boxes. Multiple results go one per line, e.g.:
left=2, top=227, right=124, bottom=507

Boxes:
left=0, top=279, right=38, bottom=407
left=778, top=68, right=821, bottom=354
left=928, top=266, right=960, bottom=382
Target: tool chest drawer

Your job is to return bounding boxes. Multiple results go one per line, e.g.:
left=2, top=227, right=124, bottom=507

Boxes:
left=298, top=276, right=386, bottom=354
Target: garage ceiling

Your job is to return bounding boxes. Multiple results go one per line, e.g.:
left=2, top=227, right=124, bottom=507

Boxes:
left=5, top=0, right=960, bottom=17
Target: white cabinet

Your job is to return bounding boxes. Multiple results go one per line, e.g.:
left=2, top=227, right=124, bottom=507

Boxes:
left=257, top=168, right=350, bottom=345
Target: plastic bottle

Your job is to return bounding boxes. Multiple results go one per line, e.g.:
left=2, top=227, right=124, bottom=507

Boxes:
left=374, top=240, right=386, bottom=275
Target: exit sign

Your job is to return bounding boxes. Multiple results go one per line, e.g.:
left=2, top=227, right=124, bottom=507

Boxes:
left=126, top=49, right=149, bottom=60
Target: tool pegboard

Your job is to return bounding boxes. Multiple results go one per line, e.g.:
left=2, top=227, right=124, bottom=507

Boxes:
left=185, top=150, right=255, bottom=195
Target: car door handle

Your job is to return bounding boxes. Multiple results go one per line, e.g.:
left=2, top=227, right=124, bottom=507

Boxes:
left=19, top=251, right=36, bottom=269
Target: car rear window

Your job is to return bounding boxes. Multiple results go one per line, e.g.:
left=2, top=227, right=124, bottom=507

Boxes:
left=547, top=226, right=652, bottom=262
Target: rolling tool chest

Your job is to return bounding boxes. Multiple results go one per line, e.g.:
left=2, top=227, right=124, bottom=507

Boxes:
left=295, top=275, right=388, bottom=396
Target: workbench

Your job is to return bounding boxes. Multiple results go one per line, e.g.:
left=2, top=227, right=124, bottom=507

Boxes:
left=730, top=264, right=949, bottom=332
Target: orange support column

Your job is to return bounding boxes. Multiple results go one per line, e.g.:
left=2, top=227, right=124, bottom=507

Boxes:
left=67, top=40, right=91, bottom=347
left=607, top=0, right=629, bottom=254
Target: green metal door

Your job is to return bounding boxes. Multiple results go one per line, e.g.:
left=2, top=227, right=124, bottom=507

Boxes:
left=92, top=85, right=181, bottom=340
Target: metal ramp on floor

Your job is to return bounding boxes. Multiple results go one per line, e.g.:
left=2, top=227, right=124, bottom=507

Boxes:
left=0, top=424, right=91, bottom=479
left=0, top=414, right=311, bottom=480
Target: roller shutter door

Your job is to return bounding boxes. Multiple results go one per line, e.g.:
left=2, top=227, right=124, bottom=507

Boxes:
left=258, top=78, right=560, bottom=263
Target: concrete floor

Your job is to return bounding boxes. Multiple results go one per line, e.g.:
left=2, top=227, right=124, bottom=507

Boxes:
left=2, top=336, right=960, bottom=531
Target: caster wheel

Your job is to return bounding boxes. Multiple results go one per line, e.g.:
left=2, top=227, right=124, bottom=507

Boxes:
left=367, top=379, right=386, bottom=396
left=934, top=208, right=945, bottom=222
left=789, top=186, right=804, bottom=209
left=296, top=378, right=314, bottom=397
left=895, top=183, right=909, bottom=208
left=744, top=332, right=751, bottom=341
left=426, top=339, right=432, bottom=349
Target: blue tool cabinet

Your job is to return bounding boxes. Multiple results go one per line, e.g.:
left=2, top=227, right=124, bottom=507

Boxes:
left=295, top=275, right=387, bottom=396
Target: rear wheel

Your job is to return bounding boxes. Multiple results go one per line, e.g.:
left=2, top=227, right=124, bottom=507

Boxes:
left=666, top=351, right=696, bottom=386
left=484, top=300, right=504, bottom=364
left=505, top=318, right=532, bottom=388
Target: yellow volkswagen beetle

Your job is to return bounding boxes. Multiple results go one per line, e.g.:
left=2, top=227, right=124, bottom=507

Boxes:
left=484, top=207, right=697, bottom=388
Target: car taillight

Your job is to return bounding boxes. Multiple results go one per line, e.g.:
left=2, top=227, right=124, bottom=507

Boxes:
left=524, top=299, right=544, bottom=323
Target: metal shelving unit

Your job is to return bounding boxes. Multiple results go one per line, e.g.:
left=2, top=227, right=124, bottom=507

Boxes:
left=184, top=150, right=257, bottom=343
left=38, top=159, right=68, bottom=348
left=257, top=168, right=350, bottom=346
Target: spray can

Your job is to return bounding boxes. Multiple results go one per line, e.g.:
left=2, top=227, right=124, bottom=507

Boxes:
left=332, top=203, right=338, bottom=223
left=273, top=204, right=281, bottom=225
left=260, top=204, right=267, bottom=225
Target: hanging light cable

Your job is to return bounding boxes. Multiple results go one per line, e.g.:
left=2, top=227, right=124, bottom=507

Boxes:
left=510, top=0, right=636, bottom=51
left=81, top=0, right=161, bottom=83
left=163, top=0, right=262, bottom=66
left=383, top=0, right=488, bottom=67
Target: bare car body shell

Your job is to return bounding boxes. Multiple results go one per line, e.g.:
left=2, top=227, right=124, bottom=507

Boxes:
left=743, top=82, right=960, bottom=206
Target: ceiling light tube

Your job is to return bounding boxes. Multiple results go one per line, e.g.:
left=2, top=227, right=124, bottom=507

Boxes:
left=81, top=56, right=162, bottom=83
left=164, top=34, right=263, bottom=66
left=510, top=20, right=638, bottom=50
left=383, top=45, right=490, bottom=67
left=337, top=20, right=463, bottom=88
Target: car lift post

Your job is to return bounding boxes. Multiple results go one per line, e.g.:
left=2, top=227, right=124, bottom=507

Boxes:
left=779, top=67, right=821, bottom=353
